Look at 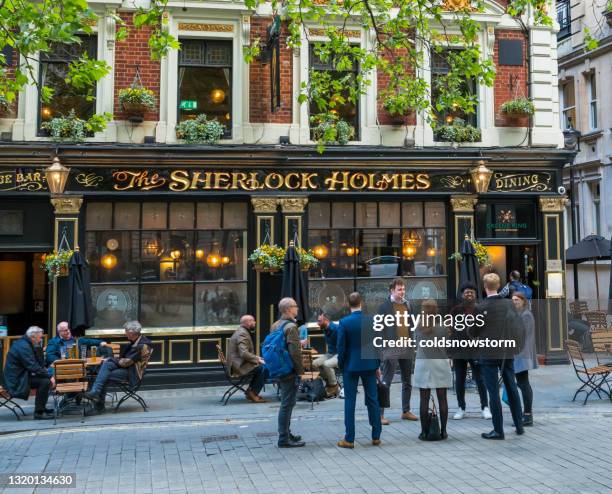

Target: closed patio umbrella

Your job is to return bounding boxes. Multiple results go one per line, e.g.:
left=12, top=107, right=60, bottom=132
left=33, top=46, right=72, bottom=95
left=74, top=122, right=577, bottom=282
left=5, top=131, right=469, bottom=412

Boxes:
left=67, top=249, right=93, bottom=334
left=608, top=236, right=612, bottom=314
left=458, top=236, right=483, bottom=299
left=280, top=241, right=309, bottom=325
left=566, top=235, right=611, bottom=310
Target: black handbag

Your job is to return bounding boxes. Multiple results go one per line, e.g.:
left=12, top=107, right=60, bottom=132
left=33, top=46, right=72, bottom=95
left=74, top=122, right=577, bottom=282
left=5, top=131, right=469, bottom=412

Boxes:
left=425, top=396, right=442, bottom=441
left=377, top=379, right=390, bottom=409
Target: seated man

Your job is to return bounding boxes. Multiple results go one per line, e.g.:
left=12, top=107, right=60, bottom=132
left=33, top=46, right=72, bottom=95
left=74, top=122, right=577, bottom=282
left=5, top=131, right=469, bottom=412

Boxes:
left=312, top=313, right=340, bottom=397
left=46, top=321, right=110, bottom=365
left=84, top=320, right=151, bottom=413
left=227, top=314, right=267, bottom=403
left=4, top=326, right=55, bottom=420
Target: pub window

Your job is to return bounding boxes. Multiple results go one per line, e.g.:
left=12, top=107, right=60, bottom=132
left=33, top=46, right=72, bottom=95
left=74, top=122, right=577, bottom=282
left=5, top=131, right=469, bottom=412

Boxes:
left=586, top=72, right=598, bottom=130
left=178, top=39, right=232, bottom=137
left=85, top=201, right=247, bottom=330
left=560, top=79, right=576, bottom=130
left=309, top=44, right=359, bottom=139
left=307, top=201, right=447, bottom=319
left=38, top=36, right=97, bottom=134
left=431, top=49, right=477, bottom=136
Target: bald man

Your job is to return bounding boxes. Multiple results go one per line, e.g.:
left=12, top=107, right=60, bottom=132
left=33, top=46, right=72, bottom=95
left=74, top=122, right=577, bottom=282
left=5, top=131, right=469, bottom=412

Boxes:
left=227, top=315, right=267, bottom=403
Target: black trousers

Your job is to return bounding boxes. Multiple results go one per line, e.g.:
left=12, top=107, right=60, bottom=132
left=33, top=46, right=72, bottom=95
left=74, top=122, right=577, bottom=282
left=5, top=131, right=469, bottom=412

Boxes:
left=515, top=370, right=533, bottom=414
left=453, top=359, right=488, bottom=410
left=30, top=376, right=51, bottom=413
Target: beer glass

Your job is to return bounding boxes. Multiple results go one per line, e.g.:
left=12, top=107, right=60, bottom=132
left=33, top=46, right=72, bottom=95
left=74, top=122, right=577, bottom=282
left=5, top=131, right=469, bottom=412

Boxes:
left=91, top=346, right=97, bottom=362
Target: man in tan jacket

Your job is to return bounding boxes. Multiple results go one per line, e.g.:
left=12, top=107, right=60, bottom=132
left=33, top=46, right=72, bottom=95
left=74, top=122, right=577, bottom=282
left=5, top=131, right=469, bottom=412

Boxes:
left=227, top=315, right=267, bottom=403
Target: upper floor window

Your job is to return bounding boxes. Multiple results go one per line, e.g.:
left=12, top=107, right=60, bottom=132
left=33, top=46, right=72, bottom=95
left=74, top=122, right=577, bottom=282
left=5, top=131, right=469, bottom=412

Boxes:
left=586, top=72, right=598, bottom=130
left=431, top=49, right=477, bottom=137
left=178, top=39, right=232, bottom=137
left=557, top=0, right=571, bottom=41
left=589, top=181, right=601, bottom=236
left=39, top=36, right=97, bottom=134
left=560, top=80, right=575, bottom=130
left=309, top=45, right=359, bottom=138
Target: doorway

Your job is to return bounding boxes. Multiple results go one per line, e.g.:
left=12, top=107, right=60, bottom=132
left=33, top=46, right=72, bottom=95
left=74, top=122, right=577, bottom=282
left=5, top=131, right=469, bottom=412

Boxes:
left=0, top=253, right=49, bottom=336
left=484, top=244, right=540, bottom=298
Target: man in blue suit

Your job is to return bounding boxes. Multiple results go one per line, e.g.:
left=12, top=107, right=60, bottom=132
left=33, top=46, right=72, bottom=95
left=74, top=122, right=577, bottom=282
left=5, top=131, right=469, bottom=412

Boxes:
left=336, top=292, right=382, bottom=448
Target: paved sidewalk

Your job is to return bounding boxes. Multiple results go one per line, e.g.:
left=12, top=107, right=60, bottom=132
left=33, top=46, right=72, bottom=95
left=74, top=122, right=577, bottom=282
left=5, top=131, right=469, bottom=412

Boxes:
left=0, top=365, right=611, bottom=493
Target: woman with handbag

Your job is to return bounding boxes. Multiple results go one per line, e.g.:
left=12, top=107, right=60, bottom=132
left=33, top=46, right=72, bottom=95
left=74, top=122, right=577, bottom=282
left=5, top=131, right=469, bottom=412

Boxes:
left=412, top=299, right=453, bottom=440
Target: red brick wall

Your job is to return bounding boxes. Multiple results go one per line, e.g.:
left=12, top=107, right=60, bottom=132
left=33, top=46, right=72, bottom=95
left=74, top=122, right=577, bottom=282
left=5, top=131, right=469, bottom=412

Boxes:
left=113, top=13, right=160, bottom=121
left=249, top=17, right=292, bottom=124
left=494, top=30, right=529, bottom=127
left=1, top=48, right=19, bottom=117
left=376, top=48, right=416, bottom=126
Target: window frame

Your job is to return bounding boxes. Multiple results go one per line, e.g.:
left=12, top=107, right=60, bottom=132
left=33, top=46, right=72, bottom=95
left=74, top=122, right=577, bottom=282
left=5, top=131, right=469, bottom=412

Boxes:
left=37, top=35, right=98, bottom=136
left=556, top=0, right=571, bottom=41
left=560, top=79, right=576, bottom=130
left=586, top=72, right=598, bottom=131
left=176, top=38, right=234, bottom=139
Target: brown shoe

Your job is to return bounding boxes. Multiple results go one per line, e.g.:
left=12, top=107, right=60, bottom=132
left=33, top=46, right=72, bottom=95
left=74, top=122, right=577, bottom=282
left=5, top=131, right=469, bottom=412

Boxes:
left=381, top=417, right=391, bottom=426
left=372, top=439, right=381, bottom=446
left=245, top=389, right=266, bottom=403
left=326, top=384, right=340, bottom=398
left=401, top=411, right=418, bottom=421
left=337, top=439, right=354, bottom=449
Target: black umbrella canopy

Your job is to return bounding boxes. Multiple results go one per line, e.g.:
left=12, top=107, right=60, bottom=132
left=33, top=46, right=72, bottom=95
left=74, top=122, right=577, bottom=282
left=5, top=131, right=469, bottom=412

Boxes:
left=68, top=250, right=93, bottom=335
left=458, top=237, right=483, bottom=299
left=608, top=235, right=612, bottom=314
left=566, top=235, right=611, bottom=264
left=280, top=243, right=309, bottom=325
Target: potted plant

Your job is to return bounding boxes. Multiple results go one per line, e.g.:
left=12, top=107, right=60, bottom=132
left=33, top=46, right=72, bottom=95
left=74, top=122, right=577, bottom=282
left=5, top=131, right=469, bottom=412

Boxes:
left=248, top=244, right=285, bottom=273
left=500, top=97, right=535, bottom=118
left=383, top=93, right=415, bottom=125
left=296, top=247, right=320, bottom=271
left=118, top=87, right=156, bottom=123
left=41, top=110, right=109, bottom=141
left=41, top=250, right=73, bottom=281
left=604, top=1, right=612, bottom=27
left=175, top=114, right=225, bottom=144
left=434, top=117, right=481, bottom=143
left=449, top=240, right=491, bottom=267
left=310, top=112, right=355, bottom=153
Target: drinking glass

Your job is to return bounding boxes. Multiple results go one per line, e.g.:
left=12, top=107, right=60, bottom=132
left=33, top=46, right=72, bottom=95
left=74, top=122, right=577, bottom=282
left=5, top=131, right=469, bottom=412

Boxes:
left=91, top=346, right=97, bottom=362
left=80, top=345, right=87, bottom=359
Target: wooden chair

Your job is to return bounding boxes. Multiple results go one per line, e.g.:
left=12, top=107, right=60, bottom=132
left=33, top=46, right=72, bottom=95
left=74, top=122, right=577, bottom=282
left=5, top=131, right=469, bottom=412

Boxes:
left=565, top=340, right=612, bottom=405
left=52, top=359, right=89, bottom=424
left=112, top=348, right=153, bottom=413
left=591, top=330, right=612, bottom=367
left=585, top=311, right=608, bottom=331
left=109, top=343, right=121, bottom=358
left=216, top=344, right=258, bottom=406
left=569, top=300, right=588, bottom=318
left=0, top=386, right=26, bottom=420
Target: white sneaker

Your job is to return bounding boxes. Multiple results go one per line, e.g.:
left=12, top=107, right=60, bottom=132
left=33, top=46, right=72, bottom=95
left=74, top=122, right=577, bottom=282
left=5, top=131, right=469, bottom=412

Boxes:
left=453, top=409, right=466, bottom=420
left=339, top=387, right=345, bottom=399
left=481, top=407, right=492, bottom=419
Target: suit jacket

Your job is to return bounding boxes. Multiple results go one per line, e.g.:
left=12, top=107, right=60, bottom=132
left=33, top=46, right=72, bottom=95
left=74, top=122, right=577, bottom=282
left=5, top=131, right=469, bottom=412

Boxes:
left=3, top=335, right=50, bottom=400
left=377, top=297, right=414, bottom=359
left=337, top=310, right=380, bottom=373
left=227, top=326, right=260, bottom=376
left=475, top=294, right=522, bottom=359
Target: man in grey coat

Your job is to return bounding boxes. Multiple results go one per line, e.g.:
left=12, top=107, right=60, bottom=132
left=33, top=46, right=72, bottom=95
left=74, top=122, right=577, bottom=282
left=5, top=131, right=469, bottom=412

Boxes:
left=271, top=297, right=305, bottom=448
left=227, top=315, right=267, bottom=403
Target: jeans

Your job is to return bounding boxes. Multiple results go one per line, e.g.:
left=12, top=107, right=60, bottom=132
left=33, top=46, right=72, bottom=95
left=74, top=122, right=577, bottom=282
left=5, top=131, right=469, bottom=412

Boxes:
left=342, top=370, right=381, bottom=443
left=480, top=359, right=523, bottom=435
left=515, top=370, right=533, bottom=414
left=313, top=353, right=338, bottom=386
left=453, top=359, right=488, bottom=410
left=91, top=360, right=129, bottom=405
left=277, top=376, right=299, bottom=444
left=248, top=366, right=267, bottom=395
left=30, top=376, right=51, bottom=413
left=381, top=358, right=413, bottom=413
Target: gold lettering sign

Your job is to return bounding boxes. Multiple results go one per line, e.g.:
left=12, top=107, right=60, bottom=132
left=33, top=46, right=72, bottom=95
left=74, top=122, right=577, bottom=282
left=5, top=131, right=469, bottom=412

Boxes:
left=493, top=172, right=552, bottom=192
left=111, top=170, right=433, bottom=192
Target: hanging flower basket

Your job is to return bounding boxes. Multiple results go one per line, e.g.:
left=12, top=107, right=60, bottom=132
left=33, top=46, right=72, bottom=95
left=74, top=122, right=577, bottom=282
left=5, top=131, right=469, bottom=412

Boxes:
left=41, top=250, right=73, bottom=281
left=248, top=244, right=285, bottom=273
left=500, top=97, right=535, bottom=119
left=296, top=247, right=320, bottom=271
left=449, top=241, right=491, bottom=267
left=118, top=87, right=156, bottom=123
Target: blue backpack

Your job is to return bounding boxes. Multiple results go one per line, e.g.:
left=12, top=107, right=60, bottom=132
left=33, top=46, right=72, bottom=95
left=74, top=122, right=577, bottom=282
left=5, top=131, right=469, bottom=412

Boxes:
left=510, top=280, right=533, bottom=300
left=261, top=321, right=294, bottom=379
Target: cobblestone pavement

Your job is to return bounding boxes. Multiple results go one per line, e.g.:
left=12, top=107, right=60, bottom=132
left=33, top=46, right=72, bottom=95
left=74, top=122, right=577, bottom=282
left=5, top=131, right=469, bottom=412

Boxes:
left=0, top=365, right=611, bottom=494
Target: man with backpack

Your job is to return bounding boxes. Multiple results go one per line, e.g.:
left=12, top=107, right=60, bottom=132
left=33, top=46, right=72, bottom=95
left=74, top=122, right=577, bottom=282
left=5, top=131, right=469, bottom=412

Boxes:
left=263, top=297, right=305, bottom=448
left=499, top=270, right=533, bottom=300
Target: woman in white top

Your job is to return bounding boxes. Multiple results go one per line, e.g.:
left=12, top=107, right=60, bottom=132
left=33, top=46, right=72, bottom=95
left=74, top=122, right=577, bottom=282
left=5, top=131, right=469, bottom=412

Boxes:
left=413, top=299, right=453, bottom=440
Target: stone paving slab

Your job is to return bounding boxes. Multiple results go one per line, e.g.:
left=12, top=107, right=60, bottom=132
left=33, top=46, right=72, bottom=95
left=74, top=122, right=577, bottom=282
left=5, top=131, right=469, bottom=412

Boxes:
left=0, top=365, right=611, bottom=493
